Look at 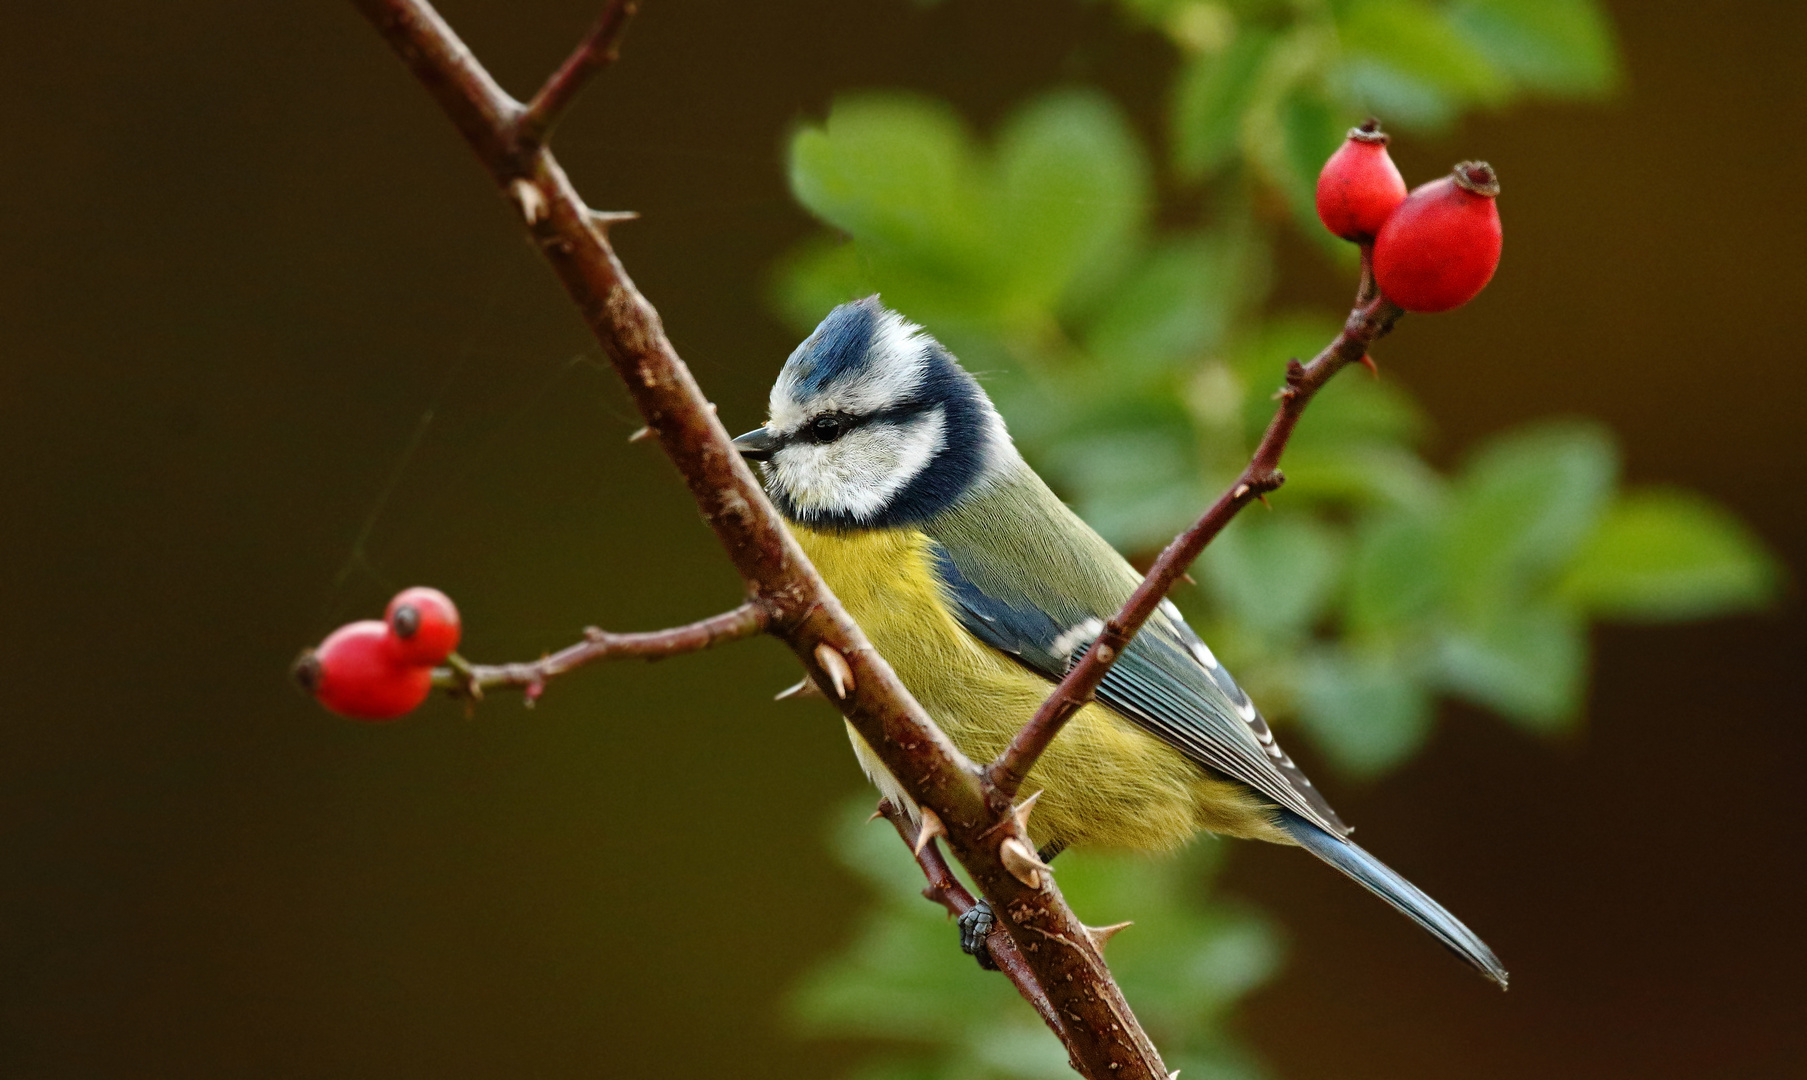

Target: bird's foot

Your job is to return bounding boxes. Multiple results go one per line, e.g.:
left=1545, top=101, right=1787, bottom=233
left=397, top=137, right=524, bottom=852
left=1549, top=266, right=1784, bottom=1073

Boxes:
left=957, top=844, right=1064, bottom=970
left=958, top=900, right=998, bottom=970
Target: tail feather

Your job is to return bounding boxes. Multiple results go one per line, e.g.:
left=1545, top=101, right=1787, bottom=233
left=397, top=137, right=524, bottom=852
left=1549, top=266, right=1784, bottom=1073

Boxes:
left=1278, top=809, right=1509, bottom=989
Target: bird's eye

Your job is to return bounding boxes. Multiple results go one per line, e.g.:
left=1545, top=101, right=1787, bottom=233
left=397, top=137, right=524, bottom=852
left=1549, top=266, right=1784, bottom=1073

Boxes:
left=810, top=415, right=845, bottom=443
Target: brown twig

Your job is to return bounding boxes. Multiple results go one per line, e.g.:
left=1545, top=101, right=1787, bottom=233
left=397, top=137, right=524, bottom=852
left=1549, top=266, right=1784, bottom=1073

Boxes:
left=432, top=603, right=767, bottom=701
left=986, top=282, right=1405, bottom=799
left=875, top=800, right=1071, bottom=1050
left=349, top=3, right=1166, bottom=1077
left=515, top=0, right=638, bottom=146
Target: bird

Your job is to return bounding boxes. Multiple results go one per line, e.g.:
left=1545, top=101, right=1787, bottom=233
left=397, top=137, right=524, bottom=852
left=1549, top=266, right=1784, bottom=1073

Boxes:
left=733, top=296, right=1506, bottom=988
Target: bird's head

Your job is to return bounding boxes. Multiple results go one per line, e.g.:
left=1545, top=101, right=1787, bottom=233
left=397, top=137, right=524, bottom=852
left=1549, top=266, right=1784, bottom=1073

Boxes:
left=735, top=297, right=1010, bottom=529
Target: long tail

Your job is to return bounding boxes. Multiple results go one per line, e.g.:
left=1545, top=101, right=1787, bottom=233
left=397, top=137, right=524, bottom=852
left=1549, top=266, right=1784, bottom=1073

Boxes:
left=1278, top=809, right=1509, bottom=989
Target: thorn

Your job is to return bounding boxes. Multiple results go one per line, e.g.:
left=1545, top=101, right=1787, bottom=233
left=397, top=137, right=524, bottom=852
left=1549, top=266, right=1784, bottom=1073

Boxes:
left=999, top=837, right=1047, bottom=889
left=1258, top=494, right=1272, bottom=509
left=1168, top=1071, right=1182, bottom=1080
left=869, top=797, right=894, bottom=824
left=1359, top=353, right=1380, bottom=379
left=1086, top=921, right=1133, bottom=952
left=913, top=806, right=946, bottom=855
left=867, top=808, right=885, bottom=823
left=1232, top=484, right=1250, bottom=500
left=588, top=209, right=640, bottom=228
left=1180, top=572, right=1197, bottom=586
left=510, top=178, right=548, bottom=225
left=774, top=675, right=823, bottom=701
left=814, top=643, right=854, bottom=699
left=627, top=426, right=651, bottom=443
left=1011, top=790, right=1043, bottom=834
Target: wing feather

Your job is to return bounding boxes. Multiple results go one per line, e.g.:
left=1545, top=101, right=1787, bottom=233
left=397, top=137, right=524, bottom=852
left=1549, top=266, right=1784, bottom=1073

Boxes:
left=931, top=545, right=1349, bottom=837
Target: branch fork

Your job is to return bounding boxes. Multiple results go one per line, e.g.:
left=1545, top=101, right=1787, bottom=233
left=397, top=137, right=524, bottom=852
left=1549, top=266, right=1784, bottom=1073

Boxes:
left=514, top=0, right=638, bottom=147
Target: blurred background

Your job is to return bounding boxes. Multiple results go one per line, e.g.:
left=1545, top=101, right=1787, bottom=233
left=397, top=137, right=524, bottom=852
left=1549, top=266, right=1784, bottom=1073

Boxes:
left=1, top=1, right=1802, bottom=1077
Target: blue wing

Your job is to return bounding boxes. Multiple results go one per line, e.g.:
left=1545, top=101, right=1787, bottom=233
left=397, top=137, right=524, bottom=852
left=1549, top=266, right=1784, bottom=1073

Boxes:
left=931, top=545, right=1350, bottom=838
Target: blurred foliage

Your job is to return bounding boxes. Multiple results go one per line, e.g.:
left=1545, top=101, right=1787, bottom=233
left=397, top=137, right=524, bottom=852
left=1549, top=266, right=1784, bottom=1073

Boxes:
left=775, top=1, right=1781, bottom=1076
left=772, top=0, right=1779, bottom=775
left=795, top=800, right=1281, bottom=1080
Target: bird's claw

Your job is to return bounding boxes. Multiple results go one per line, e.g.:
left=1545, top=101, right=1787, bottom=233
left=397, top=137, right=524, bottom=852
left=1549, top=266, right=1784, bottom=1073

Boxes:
left=958, top=900, right=999, bottom=970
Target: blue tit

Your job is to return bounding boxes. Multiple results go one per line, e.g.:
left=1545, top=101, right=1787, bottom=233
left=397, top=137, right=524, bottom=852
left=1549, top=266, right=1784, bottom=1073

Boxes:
left=735, top=297, right=1506, bottom=988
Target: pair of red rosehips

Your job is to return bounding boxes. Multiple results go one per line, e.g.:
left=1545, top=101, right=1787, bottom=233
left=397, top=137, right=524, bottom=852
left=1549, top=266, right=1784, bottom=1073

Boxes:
left=1315, top=119, right=1503, bottom=313
left=293, top=587, right=461, bottom=720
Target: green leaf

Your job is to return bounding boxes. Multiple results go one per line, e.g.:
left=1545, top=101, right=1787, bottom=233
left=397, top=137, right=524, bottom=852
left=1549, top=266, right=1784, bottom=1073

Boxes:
left=1282, top=444, right=1446, bottom=510
left=787, top=94, right=1002, bottom=322
left=1172, top=29, right=1275, bottom=179
left=1200, top=512, right=1344, bottom=643
left=1085, top=234, right=1247, bottom=373
left=967, top=1026, right=1077, bottom=1080
left=1219, top=317, right=1436, bottom=509
left=1345, top=508, right=1446, bottom=636
left=1333, top=0, right=1509, bottom=129
left=1226, top=314, right=1336, bottom=397
left=1283, top=357, right=1430, bottom=455
left=1226, top=313, right=1340, bottom=433
left=1449, top=0, right=1621, bottom=97
left=786, top=91, right=1155, bottom=327
left=994, top=89, right=1151, bottom=312
left=1444, top=421, right=1618, bottom=614
left=1434, top=603, right=1586, bottom=731
left=789, top=95, right=983, bottom=260
left=1296, top=648, right=1435, bottom=776
left=1049, top=424, right=1207, bottom=553
left=1558, top=488, right=1783, bottom=620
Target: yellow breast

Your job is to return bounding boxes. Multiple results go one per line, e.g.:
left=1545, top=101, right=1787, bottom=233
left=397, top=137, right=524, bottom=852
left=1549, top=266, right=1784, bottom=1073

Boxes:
left=793, top=525, right=1279, bottom=851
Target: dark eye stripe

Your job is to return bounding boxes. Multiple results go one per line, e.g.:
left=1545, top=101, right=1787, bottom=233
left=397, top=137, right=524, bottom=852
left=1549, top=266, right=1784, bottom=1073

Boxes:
left=792, top=400, right=933, bottom=446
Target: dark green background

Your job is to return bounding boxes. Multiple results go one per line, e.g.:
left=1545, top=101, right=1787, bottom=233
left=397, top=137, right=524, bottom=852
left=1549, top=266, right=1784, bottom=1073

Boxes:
left=2, top=2, right=1801, bottom=1077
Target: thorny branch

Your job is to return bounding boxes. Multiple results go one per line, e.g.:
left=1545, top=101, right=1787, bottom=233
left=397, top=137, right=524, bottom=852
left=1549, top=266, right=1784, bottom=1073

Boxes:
left=875, top=799, right=1071, bottom=1047
left=350, top=2, right=1165, bottom=1077
left=433, top=603, right=767, bottom=701
left=515, top=0, right=637, bottom=146
left=986, top=258, right=1403, bottom=800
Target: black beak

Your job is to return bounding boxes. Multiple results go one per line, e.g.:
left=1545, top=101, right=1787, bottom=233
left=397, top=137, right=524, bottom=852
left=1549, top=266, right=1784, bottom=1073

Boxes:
left=732, top=426, right=780, bottom=462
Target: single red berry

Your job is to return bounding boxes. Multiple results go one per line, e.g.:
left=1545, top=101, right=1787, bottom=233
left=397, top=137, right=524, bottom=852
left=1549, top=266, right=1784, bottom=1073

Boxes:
left=385, top=586, right=461, bottom=666
left=292, top=620, right=432, bottom=721
left=1315, top=119, right=1408, bottom=243
left=1372, top=161, right=1503, bottom=313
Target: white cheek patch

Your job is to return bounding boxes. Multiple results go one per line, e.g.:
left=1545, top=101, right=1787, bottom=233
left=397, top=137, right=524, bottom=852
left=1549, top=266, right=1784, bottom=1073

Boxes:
left=771, top=407, right=947, bottom=521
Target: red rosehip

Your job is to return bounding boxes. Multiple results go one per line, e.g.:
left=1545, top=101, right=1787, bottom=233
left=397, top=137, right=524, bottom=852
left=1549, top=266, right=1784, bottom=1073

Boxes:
left=293, top=620, right=432, bottom=720
left=1372, top=161, right=1503, bottom=313
left=1315, top=119, right=1408, bottom=243
left=385, top=586, right=461, bottom=666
